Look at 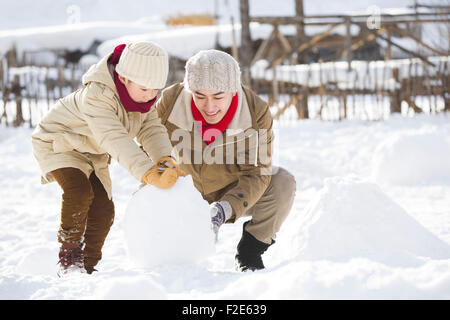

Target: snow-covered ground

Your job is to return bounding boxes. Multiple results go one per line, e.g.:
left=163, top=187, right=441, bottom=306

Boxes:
left=1, top=112, right=449, bottom=300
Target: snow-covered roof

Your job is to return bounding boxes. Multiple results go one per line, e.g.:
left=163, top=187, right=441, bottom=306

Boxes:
left=0, top=1, right=444, bottom=62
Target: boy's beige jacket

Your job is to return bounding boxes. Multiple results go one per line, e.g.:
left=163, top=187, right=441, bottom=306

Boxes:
left=31, top=53, right=173, bottom=199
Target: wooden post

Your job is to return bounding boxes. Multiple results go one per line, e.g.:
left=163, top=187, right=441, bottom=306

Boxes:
left=318, top=59, right=325, bottom=119
left=385, top=28, right=392, bottom=60
left=0, top=58, right=3, bottom=91
left=390, top=67, right=401, bottom=114
left=8, top=45, right=24, bottom=127
left=239, top=0, right=252, bottom=87
left=0, top=58, right=7, bottom=126
left=345, top=17, right=352, bottom=71
left=303, top=65, right=311, bottom=119
left=342, top=93, right=348, bottom=119
left=443, top=60, right=450, bottom=112
left=294, top=93, right=308, bottom=119
left=12, top=75, right=24, bottom=127
left=267, top=94, right=274, bottom=108
left=58, top=65, right=64, bottom=99
left=295, top=0, right=306, bottom=63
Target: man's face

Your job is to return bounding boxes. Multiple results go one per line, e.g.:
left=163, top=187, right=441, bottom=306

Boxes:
left=192, top=89, right=235, bottom=124
left=118, top=75, right=158, bottom=103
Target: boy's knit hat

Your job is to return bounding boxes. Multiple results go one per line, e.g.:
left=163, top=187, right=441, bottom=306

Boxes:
left=184, top=49, right=241, bottom=93
left=115, top=41, right=168, bottom=89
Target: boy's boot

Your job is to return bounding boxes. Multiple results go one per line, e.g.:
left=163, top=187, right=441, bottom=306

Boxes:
left=57, top=242, right=85, bottom=277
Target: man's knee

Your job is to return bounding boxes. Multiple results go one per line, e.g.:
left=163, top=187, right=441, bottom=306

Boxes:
left=245, top=167, right=296, bottom=243
left=268, top=167, right=296, bottom=226
left=271, top=167, right=296, bottom=200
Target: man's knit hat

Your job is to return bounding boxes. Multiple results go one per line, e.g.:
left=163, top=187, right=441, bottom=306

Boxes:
left=115, top=41, right=168, bottom=89
left=184, top=49, right=241, bottom=93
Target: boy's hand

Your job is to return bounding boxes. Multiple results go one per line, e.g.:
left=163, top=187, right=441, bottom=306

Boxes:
left=141, top=156, right=186, bottom=189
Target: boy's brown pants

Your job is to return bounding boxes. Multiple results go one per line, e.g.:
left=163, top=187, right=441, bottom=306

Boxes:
left=51, top=167, right=115, bottom=268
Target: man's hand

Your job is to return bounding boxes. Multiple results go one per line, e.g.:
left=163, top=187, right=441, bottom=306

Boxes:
left=141, top=156, right=186, bottom=189
left=210, top=201, right=233, bottom=241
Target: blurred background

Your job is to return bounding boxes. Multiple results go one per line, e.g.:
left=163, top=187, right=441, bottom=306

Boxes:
left=0, top=0, right=448, bottom=127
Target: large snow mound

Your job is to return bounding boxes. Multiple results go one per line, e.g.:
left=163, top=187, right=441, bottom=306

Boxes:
left=372, top=131, right=450, bottom=185
left=124, top=176, right=215, bottom=268
left=284, top=176, right=450, bottom=266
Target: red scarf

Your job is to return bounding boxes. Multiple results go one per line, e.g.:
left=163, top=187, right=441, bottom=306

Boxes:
left=108, top=44, right=156, bottom=113
left=191, top=93, right=238, bottom=144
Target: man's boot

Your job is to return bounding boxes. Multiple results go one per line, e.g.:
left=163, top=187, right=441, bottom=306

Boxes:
left=235, top=221, right=274, bottom=272
left=57, top=242, right=85, bottom=276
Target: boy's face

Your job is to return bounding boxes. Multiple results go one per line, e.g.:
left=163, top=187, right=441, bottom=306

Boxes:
left=192, top=89, right=235, bottom=124
left=118, top=75, right=158, bottom=103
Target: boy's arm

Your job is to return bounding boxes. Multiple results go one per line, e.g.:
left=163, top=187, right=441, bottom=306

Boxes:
left=136, top=106, right=173, bottom=162
left=79, top=83, right=153, bottom=182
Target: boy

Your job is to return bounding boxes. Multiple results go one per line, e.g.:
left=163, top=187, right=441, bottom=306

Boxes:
left=32, top=42, right=183, bottom=275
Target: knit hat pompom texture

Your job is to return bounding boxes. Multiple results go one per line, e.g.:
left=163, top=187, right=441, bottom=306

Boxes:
left=115, top=41, right=169, bottom=89
left=184, top=49, right=241, bottom=93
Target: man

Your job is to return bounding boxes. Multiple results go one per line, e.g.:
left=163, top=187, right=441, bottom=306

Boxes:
left=156, top=50, right=296, bottom=271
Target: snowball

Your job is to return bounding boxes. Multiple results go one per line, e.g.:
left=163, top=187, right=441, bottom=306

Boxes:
left=124, top=176, right=215, bottom=268
left=372, top=131, right=450, bottom=185
left=285, top=176, right=450, bottom=266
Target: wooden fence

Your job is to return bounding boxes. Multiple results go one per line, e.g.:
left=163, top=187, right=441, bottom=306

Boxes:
left=0, top=7, right=449, bottom=126
left=0, top=46, right=84, bottom=127
left=245, top=8, right=450, bottom=120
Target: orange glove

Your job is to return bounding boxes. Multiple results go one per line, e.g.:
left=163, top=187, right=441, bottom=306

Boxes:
left=141, top=156, right=186, bottom=189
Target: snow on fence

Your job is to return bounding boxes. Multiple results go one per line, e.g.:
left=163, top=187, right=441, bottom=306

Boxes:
left=251, top=56, right=450, bottom=121
left=0, top=47, right=87, bottom=127
left=0, top=47, right=449, bottom=127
